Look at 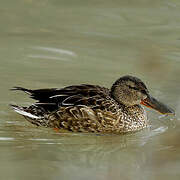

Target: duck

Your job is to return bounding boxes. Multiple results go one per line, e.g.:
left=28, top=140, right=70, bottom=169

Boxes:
left=10, top=75, right=174, bottom=133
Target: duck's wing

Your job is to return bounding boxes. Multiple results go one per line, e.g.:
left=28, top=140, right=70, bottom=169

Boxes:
left=11, top=85, right=112, bottom=112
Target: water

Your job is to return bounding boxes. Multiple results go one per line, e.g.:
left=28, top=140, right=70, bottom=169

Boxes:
left=1, top=0, right=180, bottom=179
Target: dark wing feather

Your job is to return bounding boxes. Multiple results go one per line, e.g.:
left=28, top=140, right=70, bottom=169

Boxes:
left=11, top=87, right=60, bottom=101
left=11, top=85, right=111, bottom=112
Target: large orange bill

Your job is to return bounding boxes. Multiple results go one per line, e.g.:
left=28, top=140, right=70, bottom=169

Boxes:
left=141, top=95, right=175, bottom=115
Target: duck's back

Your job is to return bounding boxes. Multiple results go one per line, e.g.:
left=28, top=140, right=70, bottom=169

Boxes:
left=19, top=84, right=114, bottom=110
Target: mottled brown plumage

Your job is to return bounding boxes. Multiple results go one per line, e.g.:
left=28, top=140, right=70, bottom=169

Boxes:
left=10, top=75, right=174, bottom=133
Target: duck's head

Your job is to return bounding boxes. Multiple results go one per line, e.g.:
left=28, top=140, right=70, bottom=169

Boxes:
left=111, top=75, right=174, bottom=115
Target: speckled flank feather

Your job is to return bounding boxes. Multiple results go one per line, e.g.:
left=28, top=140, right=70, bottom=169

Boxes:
left=10, top=81, right=148, bottom=133
left=46, top=105, right=147, bottom=133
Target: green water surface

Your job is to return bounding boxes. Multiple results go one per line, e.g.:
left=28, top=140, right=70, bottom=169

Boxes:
left=0, top=0, right=180, bottom=180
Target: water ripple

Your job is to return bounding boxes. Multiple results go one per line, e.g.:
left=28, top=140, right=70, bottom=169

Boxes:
left=0, top=137, right=14, bottom=141
left=32, top=46, right=77, bottom=57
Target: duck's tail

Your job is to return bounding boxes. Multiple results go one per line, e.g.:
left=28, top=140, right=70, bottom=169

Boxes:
left=10, top=87, right=33, bottom=95
left=10, top=104, right=42, bottom=119
left=10, top=104, right=48, bottom=127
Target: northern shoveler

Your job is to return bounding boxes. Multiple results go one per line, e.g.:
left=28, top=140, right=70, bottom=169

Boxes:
left=10, top=75, right=174, bottom=133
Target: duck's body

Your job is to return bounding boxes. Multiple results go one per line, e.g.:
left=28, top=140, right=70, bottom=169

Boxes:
left=11, top=75, right=174, bottom=133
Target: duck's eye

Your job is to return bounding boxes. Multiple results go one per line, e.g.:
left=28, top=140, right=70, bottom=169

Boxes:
left=128, top=85, right=139, bottom=91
